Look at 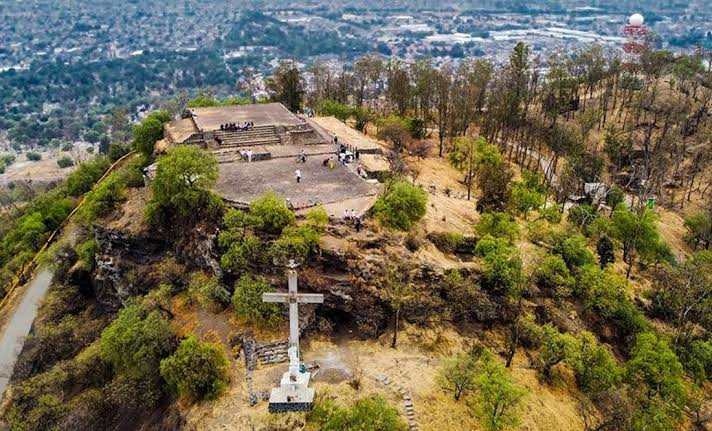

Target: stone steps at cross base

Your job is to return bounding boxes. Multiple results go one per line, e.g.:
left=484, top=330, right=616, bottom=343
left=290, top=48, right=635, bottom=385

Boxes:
left=373, top=375, right=419, bottom=430
left=254, top=341, right=290, bottom=365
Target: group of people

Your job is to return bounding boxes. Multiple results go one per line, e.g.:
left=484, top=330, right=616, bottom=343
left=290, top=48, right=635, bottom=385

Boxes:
left=239, top=149, right=254, bottom=162
left=220, top=121, right=254, bottom=132
left=343, top=209, right=362, bottom=232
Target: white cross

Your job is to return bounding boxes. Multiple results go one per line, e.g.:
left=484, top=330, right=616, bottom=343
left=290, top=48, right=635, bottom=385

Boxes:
left=262, top=260, right=323, bottom=377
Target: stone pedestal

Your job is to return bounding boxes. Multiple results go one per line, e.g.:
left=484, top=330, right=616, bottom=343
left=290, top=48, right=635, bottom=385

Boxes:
left=268, top=369, right=315, bottom=413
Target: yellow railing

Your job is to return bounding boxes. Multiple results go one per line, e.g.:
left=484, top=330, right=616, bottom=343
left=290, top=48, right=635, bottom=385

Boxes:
left=0, top=151, right=137, bottom=313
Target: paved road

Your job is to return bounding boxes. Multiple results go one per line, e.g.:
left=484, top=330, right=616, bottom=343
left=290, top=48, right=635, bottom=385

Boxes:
left=0, top=269, right=53, bottom=400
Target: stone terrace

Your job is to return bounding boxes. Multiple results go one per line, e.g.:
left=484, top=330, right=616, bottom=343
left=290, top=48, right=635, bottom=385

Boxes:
left=190, top=103, right=302, bottom=132
left=216, top=157, right=378, bottom=210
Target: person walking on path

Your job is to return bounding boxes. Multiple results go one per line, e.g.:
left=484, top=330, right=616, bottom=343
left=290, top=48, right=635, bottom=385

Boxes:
left=295, top=169, right=302, bottom=183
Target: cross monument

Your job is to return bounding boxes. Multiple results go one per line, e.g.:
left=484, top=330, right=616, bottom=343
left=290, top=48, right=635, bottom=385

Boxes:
left=262, top=259, right=323, bottom=412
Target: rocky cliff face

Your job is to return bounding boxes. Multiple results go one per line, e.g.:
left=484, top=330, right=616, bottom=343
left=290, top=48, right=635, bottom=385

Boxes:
left=93, top=225, right=170, bottom=310
left=92, top=220, right=505, bottom=337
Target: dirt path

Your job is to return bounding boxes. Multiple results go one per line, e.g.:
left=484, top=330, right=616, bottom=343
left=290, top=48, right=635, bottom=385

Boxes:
left=0, top=269, right=52, bottom=399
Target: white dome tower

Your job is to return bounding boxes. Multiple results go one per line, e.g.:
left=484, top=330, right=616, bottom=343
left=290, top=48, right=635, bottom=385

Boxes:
left=629, top=13, right=645, bottom=27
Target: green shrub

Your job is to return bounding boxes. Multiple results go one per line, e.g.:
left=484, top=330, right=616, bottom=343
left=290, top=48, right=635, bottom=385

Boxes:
left=120, top=155, right=148, bottom=188
left=553, top=234, right=595, bottom=270
left=188, top=272, right=230, bottom=310
left=249, top=191, right=295, bottom=234
left=538, top=205, right=562, bottom=224
left=132, top=111, right=171, bottom=157
left=480, top=242, right=522, bottom=296
left=574, top=265, right=627, bottom=319
left=309, top=396, right=406, bottom=431
left=474, top=212, right=519, bottom=242
left=99, top=302, right=176, bottom=378
left=317, top=99, right=354, bottom=121
left=509, top=177, right=545, bottom=219
left=220, top=234, right=265, bottom=275
left=374, top=180, right=427, bottom=231
left=305, top=206, right=330, bottom=231
left=75, top=239, right=96, bottom=271
left=107, top=143, right=129, bottom=161
left=64, top=158, right=111, bottom=197
left=535, top=254, right=574, bottom=298
left=568, top=204, right=597, bottom=230
left=269, top=225, right=320, bottom=264
left=232, top=275, right=281, bottom=324
left=677, top=339, right=712, bottom=384
left=160, top=336, right=229, bottom=401
left=61, top=142, right=74, bottom=152
left=26, top=151, right=42, bottom=161
left=568, top=331, right=621, bottom=396
left=474, top=235, right=513, bottom=258
left=407, top=117, right=427, bottom=139
left=79, top=171, right=126, bottom=223
left=57, top=156, right=74, bottom=169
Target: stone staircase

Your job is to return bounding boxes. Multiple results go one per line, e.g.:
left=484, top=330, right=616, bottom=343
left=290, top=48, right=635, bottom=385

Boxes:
left=254, top=341, right=289, bottom=365
left=214, top=125, right=281, bottom=148
left=374, top=374, right=420, bottom=431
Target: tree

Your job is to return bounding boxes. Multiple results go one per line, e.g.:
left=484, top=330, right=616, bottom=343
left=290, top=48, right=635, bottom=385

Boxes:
left=267, top=61, right=304, bottom=112
left=107, top=107, right=133, bottom=145
left=437, top=352, right=479, bottom=401
left=377, top=117, right=412, bottom=153
left=534, top=254, right=574, bottom=299
left=132, top=111, right=171, bottom=157
left=471, top=353, right=527, bottom=431
left=249, top=191, right=295, bottom=234
left=652, top=251, right=712, bottom=345
left=386, top=60, right=411, bottom=116
left=352, top=55, right=383, bottom=107
left=232, top=275, right=281, bottom=324
left=536, top=324, right=576, bottom=381
left=160, top=336, right=230, bottom=401
left=574, top=265, right=628, bottom=319
left=449, top=136, right=479, bottom=200
left=146, top=145, right=222, bottom=228
left=568, top=331, right=621, bottom=396
left=474, top=212, right=519, bottom=242
left=611, top=205, right=661, bottom=278
left=626, top=333, right=686, bottom=430
left=475, top=141, right=512, bottom=212
left=553, top=234, right=595, bottom=270
left=433, top=64, right=453, bottom=157
left=596, top=235, right=615, bottom=268
left=382, top=266, right=414, bottom=349
left=509, top=170, right=545, bottom=219
left=373, top=180, right=427, bottom=231
left=99, top=302, right=177, bottom=379
left=450, top=59, right=493, bottom=136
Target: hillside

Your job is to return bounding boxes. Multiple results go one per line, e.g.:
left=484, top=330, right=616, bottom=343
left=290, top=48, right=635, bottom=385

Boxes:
left=1, top=42, right=712, bottom=431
